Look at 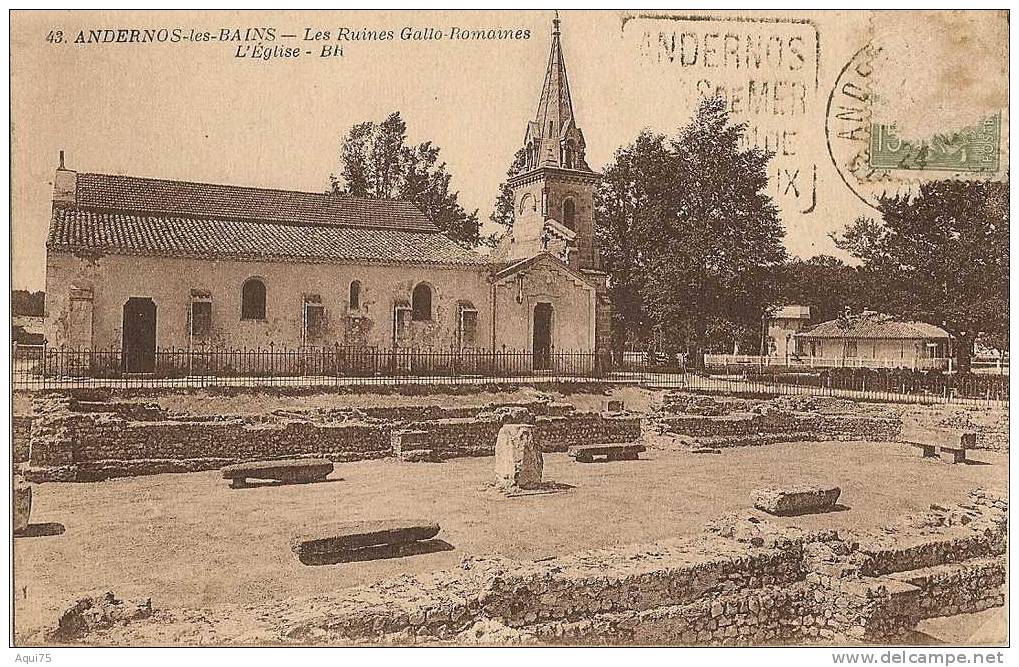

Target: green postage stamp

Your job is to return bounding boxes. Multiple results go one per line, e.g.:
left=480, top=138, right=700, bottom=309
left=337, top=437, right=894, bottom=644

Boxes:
left=869, top=113, right=1001, bottom=172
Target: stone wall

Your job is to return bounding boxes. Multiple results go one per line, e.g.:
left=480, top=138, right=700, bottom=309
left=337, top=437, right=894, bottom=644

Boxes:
left=13, top=415, right=32, bottom=463
left=651, top=410, right=900, bottom=447
left=26, top=394, right=641, bottom=480
left=270, top=488, right=1005, bottom=646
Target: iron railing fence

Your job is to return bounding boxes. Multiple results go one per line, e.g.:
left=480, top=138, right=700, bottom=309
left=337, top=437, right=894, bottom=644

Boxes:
left=10, top=344, right=1009, bottom=406
left=704, top=353, right=953, bottom=371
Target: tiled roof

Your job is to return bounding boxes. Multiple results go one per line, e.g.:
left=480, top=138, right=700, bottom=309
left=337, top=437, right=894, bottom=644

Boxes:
left=796, top=313, right=950, bottom=340
left=74, top=172, right=439, bottom=233
left=47, top=208, right=487, bottom=266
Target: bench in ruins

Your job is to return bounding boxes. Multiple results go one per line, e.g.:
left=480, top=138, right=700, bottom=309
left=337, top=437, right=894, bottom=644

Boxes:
left=292, top=519, right=442, bottom=564
left=568, top=443, right=645, bottom=463
left=221, top=458, right=334, bottom=488
left=899, top=425, right=975, bottom=464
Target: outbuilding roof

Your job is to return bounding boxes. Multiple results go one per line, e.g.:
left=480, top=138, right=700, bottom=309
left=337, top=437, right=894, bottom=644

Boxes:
left=795, top=312, right=951, bottom=340
left=48, top=172, right=487, bottom=267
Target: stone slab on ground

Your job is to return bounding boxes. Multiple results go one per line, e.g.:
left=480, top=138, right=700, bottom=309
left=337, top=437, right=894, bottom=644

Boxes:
left=751, top=485, right=842, bottom=516
left=221, top=458, right=334, bottom=487
left=568, top=443, right=646, bottom=462
left=291, top=520, right=441, bottom=558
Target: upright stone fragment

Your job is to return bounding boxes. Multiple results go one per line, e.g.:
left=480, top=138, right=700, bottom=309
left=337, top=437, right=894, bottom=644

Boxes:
left=14, top=476, right=32, bottom=534
left=494, top=422, right=542, bottom=490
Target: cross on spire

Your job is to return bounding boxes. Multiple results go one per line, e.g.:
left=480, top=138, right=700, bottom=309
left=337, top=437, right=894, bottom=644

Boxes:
left=552, top=10, right=560, bottom=35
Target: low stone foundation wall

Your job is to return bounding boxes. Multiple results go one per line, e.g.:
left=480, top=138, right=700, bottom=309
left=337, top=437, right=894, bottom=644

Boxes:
left=267, top=488, right=1005, bottom=646
left=13, top=415, right=32, bottom=463
left=652, top=411, right=900, bottom=447
left=26, top=394, right=642, bottom=480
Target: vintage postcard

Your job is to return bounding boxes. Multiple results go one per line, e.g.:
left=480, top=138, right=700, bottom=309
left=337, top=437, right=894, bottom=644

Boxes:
left=7, top=8, right=1009, bottom=656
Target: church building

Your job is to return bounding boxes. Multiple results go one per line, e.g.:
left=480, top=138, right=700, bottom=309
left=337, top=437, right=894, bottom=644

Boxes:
left=43, top=17, right=611, bottom=373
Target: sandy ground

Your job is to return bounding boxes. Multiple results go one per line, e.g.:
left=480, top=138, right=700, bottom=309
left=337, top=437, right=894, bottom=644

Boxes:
left=13, top=439, right=1006, bottom=644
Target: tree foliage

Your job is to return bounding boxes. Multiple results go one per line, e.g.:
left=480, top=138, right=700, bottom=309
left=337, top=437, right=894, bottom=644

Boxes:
left=772, top=255, right=871, bottom=324
left=12, top=290, right=45, bottom=317
left=834, top=179, right=1009, bottom=369
left=490, top=148, right=527, bottom=231
left=330, top=111, right=481, bottom=246
left=596, top=96, right=787, bottom=363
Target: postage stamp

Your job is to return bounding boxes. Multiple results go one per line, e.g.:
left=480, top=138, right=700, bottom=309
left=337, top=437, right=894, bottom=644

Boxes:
left=869, top=113, right=1001, bottom=173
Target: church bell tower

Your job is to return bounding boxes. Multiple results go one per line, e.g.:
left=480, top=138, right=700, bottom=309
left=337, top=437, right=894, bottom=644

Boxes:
left=508, top=13, right=601, bottom=272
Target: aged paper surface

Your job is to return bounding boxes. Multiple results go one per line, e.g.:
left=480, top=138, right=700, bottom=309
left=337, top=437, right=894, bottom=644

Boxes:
left=9, top=9, right=1008, bottom=651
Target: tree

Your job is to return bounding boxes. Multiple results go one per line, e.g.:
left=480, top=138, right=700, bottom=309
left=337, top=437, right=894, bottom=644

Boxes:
left=330, top=111, right=481, bottom=246
left=773, top=255, right=870, bottom=324
left=596, top=96, right=787, bottom=366
left=12, top=290, right=45, bottom=317
left=489, top=148, right=527, bottom=231
left=834, top=179, right=1008, bottom=372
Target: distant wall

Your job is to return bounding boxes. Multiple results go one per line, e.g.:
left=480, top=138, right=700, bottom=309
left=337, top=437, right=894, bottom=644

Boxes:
left=26, top=394, right=641, bottom=481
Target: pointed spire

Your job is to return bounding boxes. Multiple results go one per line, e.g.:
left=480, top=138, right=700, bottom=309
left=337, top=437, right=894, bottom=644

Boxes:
left=534, top=11, right=574, bottom=139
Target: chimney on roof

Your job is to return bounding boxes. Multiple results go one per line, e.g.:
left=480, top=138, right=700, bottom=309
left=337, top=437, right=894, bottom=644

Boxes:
left=53, top=150, right=76, bottom=207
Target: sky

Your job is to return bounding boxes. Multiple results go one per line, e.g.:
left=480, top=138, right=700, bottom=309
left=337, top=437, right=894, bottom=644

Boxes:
left=10, top=9, right=1007, bottom=290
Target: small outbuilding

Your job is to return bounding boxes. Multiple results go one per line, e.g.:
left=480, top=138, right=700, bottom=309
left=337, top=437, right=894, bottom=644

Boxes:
left=791, top=311, right=952, bottom=370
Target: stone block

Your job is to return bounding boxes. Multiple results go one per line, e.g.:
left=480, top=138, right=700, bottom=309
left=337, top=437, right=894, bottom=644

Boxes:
left=221, top=458, right=333, bottom=487
left=292, top=519, right=441, bottom=557
left=48, top=592, right=152, bottom=642
left=568, top=443, right=645, bottom=462
left=495, top=407, right=535, bottom=425
left=392, top=430, right=429, bottom=457
left=494, top=423, right=542, bottom=489
left=751, top=486, right=841, bottom=516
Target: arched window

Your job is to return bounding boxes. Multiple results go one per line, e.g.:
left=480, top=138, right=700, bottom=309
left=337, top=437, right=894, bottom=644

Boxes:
left=241, top=278, right=266, bottom=320
left=412, top=283, right=433, bottom=321
left=519, top=193, right=535, bottom=214
left=349, top=280, right=361, bottom=310
left=564, top=139, right=577, bottom=169
left=562, top=198, right=576, bottom=230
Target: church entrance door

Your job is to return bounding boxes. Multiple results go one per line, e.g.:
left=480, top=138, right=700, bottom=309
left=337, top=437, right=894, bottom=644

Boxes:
left=122, top=297, right=157, bottom=374
left=532, top=302, right=553, bottom=371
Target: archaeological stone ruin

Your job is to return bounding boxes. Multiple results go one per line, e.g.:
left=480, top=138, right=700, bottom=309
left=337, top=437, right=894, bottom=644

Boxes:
left=50, top=487, right=1006, bottom=646
left=12, top=385, right=1009, bottom=646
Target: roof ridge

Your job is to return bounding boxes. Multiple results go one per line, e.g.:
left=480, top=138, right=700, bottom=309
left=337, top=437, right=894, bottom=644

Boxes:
left=68, top=202, right=442, bottom=233
left=72, top=171, right=439, bottom=233
left=77, top=172, right=413, bottom=204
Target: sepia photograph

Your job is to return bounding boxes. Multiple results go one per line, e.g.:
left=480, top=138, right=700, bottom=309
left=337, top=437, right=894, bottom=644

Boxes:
left=6, top=7, right=1011, bottom=658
